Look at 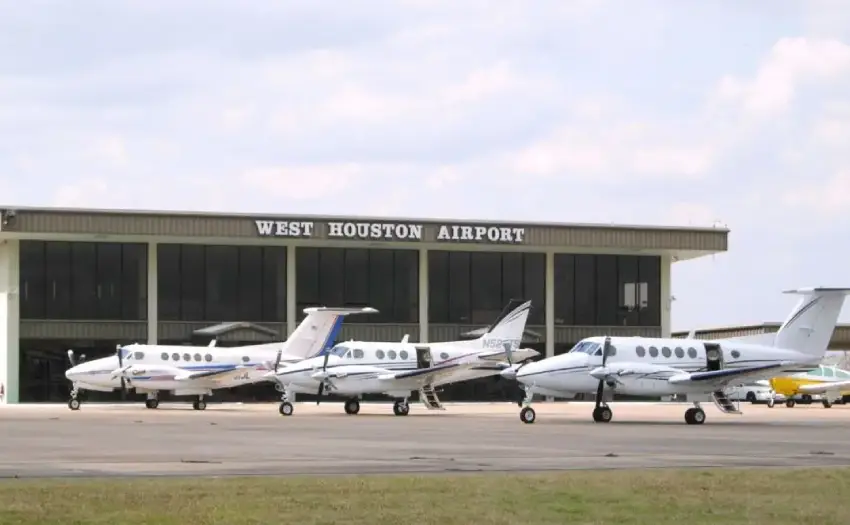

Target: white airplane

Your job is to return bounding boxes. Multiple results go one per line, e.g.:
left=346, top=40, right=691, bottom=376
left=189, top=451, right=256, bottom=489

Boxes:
left=63, top=306, right=376, bottom=411
left=266, top=299, right=539, bottom=417
left=501, top=287, right=850, bottom=425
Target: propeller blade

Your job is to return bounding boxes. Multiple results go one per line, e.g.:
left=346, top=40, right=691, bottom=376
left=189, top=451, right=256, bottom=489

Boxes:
left=316, top=382, right=325, bottom=405
left=322, top=352, right=330, bottom=372
left=66, top=349, right=76, bottom=367
left=601, top=337, right=611, bottom=367
left=115, top=345, right=127, bottom=395
left=502, top=342, right=514, bottom=366
left=274, top=349, right=282, bottom=373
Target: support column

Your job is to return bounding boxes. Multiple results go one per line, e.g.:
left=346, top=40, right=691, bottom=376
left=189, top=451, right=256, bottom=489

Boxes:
left=146, top=242, right=157, bottom=344
left=286, top=245, right=296, bottom=337
left=660, top=254, right=672, bottom=338
left=0, top=240, right=20, bottom=404
left=418, top=248, right=428, bottom=343
left=545, top=251, right=555, bottom=402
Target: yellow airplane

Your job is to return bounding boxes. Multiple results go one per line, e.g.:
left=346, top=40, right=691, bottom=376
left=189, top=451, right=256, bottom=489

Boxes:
left=769, top=365, right=850, bottom=408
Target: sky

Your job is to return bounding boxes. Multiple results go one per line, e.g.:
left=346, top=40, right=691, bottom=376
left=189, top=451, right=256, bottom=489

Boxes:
left=1, top=0, right=849, bottom=331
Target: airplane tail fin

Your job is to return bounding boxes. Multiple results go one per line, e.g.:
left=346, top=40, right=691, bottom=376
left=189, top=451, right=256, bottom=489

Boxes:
left=774, top=288, right=850, bottom=358
left=281, top=306, right=377, bottom=360
left=458, top=299, right=532, bottom=350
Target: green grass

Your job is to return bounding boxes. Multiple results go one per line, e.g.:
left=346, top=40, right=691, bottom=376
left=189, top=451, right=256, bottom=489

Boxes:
left=1, top=468, right=850, bottom=525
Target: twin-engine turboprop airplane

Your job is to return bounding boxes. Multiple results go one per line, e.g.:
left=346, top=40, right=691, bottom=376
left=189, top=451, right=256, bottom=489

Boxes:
left=265, top=299, right=538, bottom=416
left=502, top=287, right=850, bottom=425
left=63, top=306, right=376, bottom=411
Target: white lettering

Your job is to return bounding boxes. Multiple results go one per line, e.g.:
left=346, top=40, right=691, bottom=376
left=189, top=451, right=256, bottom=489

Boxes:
left=325, top=221, right=423, bottom=241
left=328, top=222, right=344, bottom=237
left=512, top=227, right=525, bottom=243
left=460, top=226, right=474, bottom=240
left=255, top=220, right=315, bottom=237
left=487, top=227, right=500, bottom=242
left=474, top=226, right=486, bottom=240
left=433, top=224, right=527, bottom=244
left=342, top=222, right=357, bottom=237
left=437, top=225, right=450, bottom=240
left=408, top=224, right=422, bottom=239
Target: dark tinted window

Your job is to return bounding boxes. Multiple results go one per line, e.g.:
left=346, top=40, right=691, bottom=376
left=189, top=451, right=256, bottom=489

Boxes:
left=448, top=251, right=472, bottom=323
left=158, top=244, right=286, bottom=322
left=595, top=255, right=618, bottom=325
left=638, top=256, right=661, bottom=326
left=121, top=243, right=147, bottom=320
left=523, top=253, right=545, bottom=325
left=296, top=248, right=417, bottom=323
left=617, top=255, right=640, bottom=326
left=553, top=254, right=575, bottom=325
left=471, top=252, right=502, bottom=324
left=44, top=241, right=71, bottom=319
left=428, top=251, right=449, bottom=323
left=19, top=241, right=46, bottom=319
left=96, top=243, right=123, bottom=320
left=574, top=254, right=596, bottom=325
left=70, top=242, right=97, bottom=319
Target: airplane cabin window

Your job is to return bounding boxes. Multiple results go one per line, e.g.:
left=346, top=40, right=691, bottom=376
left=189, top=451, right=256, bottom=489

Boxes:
left=134, top=351, right=144, bottom=359
left=661, top=347, right=671, bottom=358
left=674, top=347, right=684, bottom=358
left=183, top=353, right=191, bottom=361
left=353, top=349, right=364, bottom=359
left=172, top=353, right=180, bottom=361
left=687, top=348, right=697, bottom=358
left=387, top=350, right=397, bottom=359
left=399, top=350, right=408, bottom=360
left=730, top=350, right=740, bottom=359
left=439, top=352, right=449, bottom=360
left=160, top=352, right=168, bottom=360
left=204, top=354, right=212, bottom=362
left=194, top=353, right=202, bottom=361
left=241, top=356, right=250, bottom=363
left=636, top=346, right=646, bottom=357
left=649, top=347, right=659, bottom=357
left=376, top=350, right=385, bottom=359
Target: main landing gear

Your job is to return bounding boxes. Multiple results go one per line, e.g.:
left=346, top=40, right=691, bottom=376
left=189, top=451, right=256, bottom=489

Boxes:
left=592, top=404, right=613, bottom=423
left=684, top=403, right=706, bottom=425
left=68, top=384, right=81, bottom=411
left=145, top=393, right=159, bottom=409
left=192, top=396, right=207, bottom=411
left=344, top=398, right=360, bottom=415
left=393, top=399, right=410, bottom=416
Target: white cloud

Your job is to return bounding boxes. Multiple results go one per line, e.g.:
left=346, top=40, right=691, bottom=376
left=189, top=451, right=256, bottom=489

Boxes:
left=782, top=170, right=850, bottom=217
left=241, top=164, right=367, bottom=200
left=716, top=37, right=850, bottom=116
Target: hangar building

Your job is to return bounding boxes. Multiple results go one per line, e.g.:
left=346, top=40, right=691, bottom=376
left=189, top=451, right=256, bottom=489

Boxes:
left=0, top=206, right=728, bottom=403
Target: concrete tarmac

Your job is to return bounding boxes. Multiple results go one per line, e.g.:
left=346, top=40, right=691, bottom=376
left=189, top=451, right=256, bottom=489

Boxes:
left=2, top=401, right=850, bottom=478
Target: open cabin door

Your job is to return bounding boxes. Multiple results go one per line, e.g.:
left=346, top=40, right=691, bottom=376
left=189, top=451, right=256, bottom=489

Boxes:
left=704, top=342, right=724, bottom=371
left=414, top=346, right=433, bottom=369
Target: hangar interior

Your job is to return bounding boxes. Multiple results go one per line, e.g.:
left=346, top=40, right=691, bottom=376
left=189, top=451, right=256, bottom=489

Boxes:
left=0, top=207, right=728, bottom=403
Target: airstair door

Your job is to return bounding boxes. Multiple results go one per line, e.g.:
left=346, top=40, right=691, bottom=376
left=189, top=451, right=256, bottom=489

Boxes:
left=415, top=346, right=433, bottom=369
left=704, top=343, right=724, bottom=371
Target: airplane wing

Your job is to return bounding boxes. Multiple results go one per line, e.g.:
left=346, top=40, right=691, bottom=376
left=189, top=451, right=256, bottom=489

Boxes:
left=173, top=365, right=257, bottom=384
left=376, top=362, right=466, bottom=387
left=797, top=380, right=850, bottom=394
left=668, top=363, right=789, bottom=389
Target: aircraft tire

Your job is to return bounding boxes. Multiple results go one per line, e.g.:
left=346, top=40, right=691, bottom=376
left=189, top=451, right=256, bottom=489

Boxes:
left=767, top=398, right=775, bottom=408
left=392, top=401, right=409, bottom=416
left=520, top=406, right=536, bottom=424
left=685, top=407, right=705, bottom=425
left=68, top=398, right=81, bottom=411
left=785, top=399, right=796, bottom=408
left=592, top=406, right=612, bottom=423
left=823, top=400, right=832, bottom=408
left=193, top=400, right=207, bottom=411
left=145, top=399, right=159, bottom=409
left=279, top=401, right=294, bottom=416
left=344, top=399, right=360, bottom=415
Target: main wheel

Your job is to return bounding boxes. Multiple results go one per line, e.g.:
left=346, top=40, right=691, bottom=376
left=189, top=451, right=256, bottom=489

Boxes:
left=520, top=406, right=536, bottom=424
left=68, top=398, right=81, bottom=411
left=344, top=399, right=360, bottom=415
left=145, top=399, right=159, bottom=409
left=823, top=399, right=833, bottom=408
left=279, top=401, right=294, bottom=416
left=767, top=398, right=775, bottom=408
left=786, top=399, right=796, bottom=408
left=685, top=407, right=706, bottom=425
left=392, top=401, right=409, bottom=416
left=193, top=400, right=206, bottom=411
left=592, top=406, right=612, bottom=423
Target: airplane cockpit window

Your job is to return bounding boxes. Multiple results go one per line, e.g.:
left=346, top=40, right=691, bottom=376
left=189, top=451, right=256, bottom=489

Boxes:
left=568, top=342, right=588, bottom=353
left=344, top=350, right=352, bottom=359
left=837, top=369, right=850, bottom=379
left=328, top=345, right=349, bottom=358
left=823, top=366, right=835, bottom=377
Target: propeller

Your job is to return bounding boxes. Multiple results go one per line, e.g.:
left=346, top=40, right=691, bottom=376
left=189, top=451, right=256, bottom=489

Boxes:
left=498, top=342, right=537, bottom=406
left=66, top=349, right=87, bottom=368
left=114, top=344, right=128, bottom=395
left=273, top=349, right=283, bottom=374
left=592, top=337, right=613, bottom=410
left=315, top=352, right=331, bottom=405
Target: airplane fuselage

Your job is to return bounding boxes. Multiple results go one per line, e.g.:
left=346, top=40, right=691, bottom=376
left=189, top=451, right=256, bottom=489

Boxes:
left=65, top=343, right=282, bottom=396
left=515, top=336, right=820, bottom=398
left=272, top=340, right=538, bottom=398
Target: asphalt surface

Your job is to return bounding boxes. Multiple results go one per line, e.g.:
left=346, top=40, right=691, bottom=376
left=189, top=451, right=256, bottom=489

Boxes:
left=2, top=401, right=850, bottom=478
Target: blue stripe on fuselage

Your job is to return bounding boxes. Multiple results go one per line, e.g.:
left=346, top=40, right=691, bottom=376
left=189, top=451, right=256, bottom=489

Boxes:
left=311, top=315, right=344, bottom=358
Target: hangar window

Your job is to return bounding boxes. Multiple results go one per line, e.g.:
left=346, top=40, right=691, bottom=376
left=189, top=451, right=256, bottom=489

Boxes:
left=636, top=346, right=646, bottom=357
left=353, top=349, right=364, bottom=359
left=172, top=353, right=180, bottom=361
left=161, top=352, right=168, bottom=361
left=376, top=350, right=385, bottom=359
left=687, top=348, right=697, bottom=358
left=649, top=347, right=658, bottom=357
left=183, top=353, right=191, bottom=361
left=661, top=347, right=671, bottom=358
left=134, top=351, right=144, bottom=360
left=194, top=353, right=202, bottom=361
left=204, top=354, right=212, bottom=362
left=730, top=350, right=740, bottom=359
left=674, top=347, right=684, bottom=358
left=440, top=352, right=449, bottom=360
left=241, top=356, right=250, bottom=363
left=399, top=350, right=409, bottom=360
left=387, top=350, right=397, bottom=360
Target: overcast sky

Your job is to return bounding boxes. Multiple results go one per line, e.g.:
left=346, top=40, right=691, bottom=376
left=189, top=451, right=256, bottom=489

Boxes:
left=1, top=0, right=849, bottom=330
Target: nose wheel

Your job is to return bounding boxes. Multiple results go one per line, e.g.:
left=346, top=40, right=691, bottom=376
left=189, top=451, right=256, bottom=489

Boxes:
left=279, top=401, right=294, bottom=416
left=592, top=405, right=612, bottom=423
left=68, top=398, right=81, bottom=411
left=520, top=406, right=536, bottom=424
left=192, top=398, right=207, bottom=411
